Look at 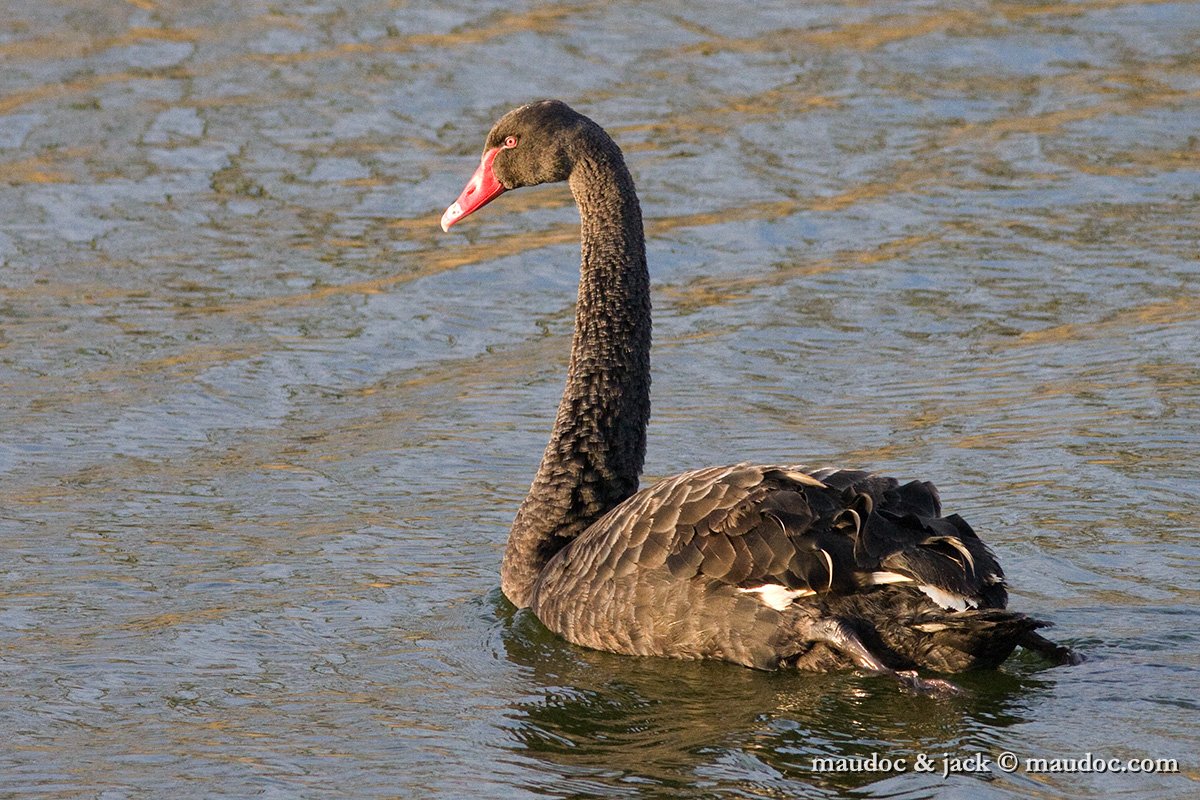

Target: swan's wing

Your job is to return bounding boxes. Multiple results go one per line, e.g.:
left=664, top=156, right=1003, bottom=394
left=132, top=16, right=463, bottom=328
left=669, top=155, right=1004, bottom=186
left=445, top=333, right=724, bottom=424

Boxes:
left=660, top=465, right=859, bottom=596
left=543, top=462, right=1006, bottom=611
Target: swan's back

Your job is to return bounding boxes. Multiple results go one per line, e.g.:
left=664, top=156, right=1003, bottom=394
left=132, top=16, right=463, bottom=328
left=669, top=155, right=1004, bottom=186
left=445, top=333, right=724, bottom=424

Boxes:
left=529, top=463, right=1026, bottom=671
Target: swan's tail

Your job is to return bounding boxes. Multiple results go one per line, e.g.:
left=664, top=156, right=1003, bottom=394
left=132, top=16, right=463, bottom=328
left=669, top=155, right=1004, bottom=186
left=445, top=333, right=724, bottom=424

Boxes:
left=800, top=589, right=1079, bottom=673
left=1016, top=629, right=1085, bottom=666
left=893, top=609, right=1049, bottom=672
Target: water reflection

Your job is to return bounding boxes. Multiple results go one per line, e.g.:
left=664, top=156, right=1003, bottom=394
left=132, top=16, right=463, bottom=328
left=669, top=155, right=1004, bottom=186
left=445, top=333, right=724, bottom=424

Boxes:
left=489, top=593, right=1054, bottom=797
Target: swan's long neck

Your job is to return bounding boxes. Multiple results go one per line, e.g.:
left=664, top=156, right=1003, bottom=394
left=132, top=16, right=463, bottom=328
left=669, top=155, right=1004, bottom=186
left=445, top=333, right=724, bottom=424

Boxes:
left=501, top=142, right=651, bottom=608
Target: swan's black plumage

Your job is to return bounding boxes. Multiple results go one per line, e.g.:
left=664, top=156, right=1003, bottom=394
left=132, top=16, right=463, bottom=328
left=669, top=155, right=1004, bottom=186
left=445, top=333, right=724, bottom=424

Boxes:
left=529, top=463, right=1035, bottom=674
left=441, top=100, right=1077, bottom=690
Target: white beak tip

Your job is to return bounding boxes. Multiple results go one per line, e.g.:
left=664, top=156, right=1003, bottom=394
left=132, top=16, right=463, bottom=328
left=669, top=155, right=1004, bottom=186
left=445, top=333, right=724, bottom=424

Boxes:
left=440, top=202, right=462, bottom=232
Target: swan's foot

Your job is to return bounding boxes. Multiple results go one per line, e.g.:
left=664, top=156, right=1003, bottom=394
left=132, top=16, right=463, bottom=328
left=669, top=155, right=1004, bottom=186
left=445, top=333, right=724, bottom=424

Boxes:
left=1019, top=631, right=1084, bottom=666
left=895, top=670, right=962, bottom=697
left=808, top=618, right=962, bottom=697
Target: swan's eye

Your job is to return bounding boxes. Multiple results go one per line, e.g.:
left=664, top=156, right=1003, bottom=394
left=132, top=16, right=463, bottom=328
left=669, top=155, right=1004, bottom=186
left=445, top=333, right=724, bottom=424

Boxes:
left=504, top=136, right=519, bottom=148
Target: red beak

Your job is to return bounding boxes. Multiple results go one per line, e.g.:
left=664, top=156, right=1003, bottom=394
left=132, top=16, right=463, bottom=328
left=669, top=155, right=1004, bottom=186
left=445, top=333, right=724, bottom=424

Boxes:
left=441, top=147, right=506, bottom=231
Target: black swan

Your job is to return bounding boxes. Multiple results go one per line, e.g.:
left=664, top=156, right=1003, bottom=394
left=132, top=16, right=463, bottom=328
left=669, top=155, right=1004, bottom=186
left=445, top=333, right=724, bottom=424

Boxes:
left=441, top=100, right=1078, bottom=692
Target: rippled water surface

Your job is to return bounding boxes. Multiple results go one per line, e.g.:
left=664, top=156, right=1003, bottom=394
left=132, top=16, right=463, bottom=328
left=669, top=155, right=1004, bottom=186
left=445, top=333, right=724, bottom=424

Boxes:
left=2, top=1, right=1198, bottom=798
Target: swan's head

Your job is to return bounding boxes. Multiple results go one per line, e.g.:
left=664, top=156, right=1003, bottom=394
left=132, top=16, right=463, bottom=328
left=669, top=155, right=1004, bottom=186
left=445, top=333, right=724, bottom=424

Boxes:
left=440, top=100, right=593, bottom=232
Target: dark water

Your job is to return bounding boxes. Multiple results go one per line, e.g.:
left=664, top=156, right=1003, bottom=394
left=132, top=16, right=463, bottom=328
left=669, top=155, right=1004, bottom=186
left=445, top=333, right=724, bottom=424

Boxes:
left=1, top=1, right=1198, bottom=797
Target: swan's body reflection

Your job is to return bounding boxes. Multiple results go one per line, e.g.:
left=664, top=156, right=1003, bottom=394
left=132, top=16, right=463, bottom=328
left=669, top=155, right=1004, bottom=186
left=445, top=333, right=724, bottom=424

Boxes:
left=485, top=592, right=1053, bottom=796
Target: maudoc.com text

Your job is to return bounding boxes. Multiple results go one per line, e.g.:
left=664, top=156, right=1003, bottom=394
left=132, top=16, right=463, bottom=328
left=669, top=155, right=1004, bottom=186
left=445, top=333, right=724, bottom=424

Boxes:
left=810, top=751, right=1180, bottom=778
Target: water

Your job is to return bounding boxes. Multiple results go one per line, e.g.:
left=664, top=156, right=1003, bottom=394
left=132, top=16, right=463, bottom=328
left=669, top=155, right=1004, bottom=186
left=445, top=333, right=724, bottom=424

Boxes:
left=1, top=1, right=1197, bottom=797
